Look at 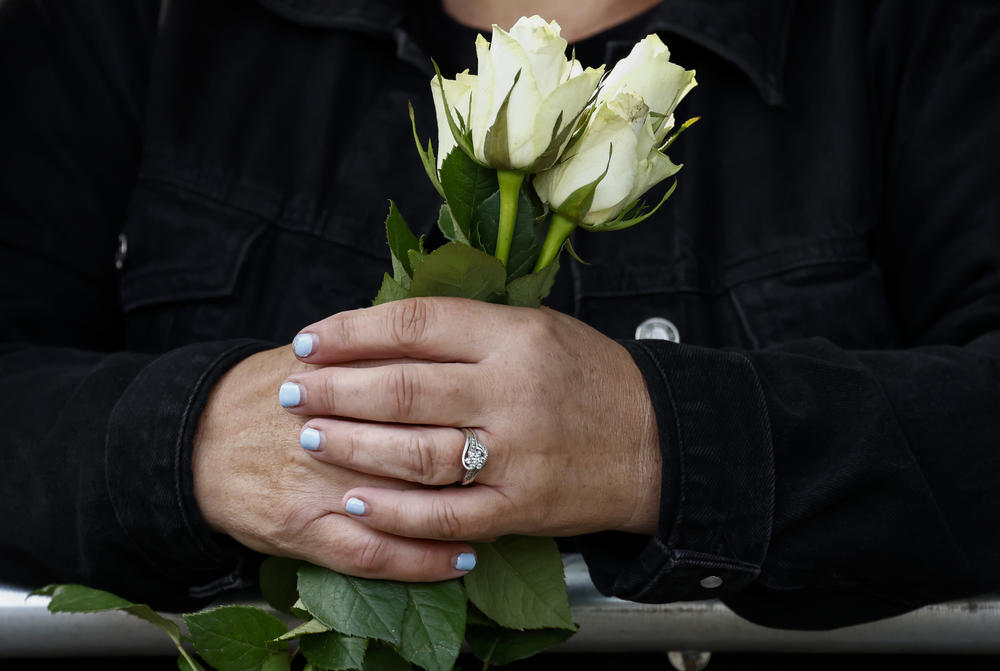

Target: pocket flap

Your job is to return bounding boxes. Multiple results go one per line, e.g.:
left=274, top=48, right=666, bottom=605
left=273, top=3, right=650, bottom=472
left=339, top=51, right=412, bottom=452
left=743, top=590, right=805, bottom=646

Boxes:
left=120, top=178, right=267, bottom=311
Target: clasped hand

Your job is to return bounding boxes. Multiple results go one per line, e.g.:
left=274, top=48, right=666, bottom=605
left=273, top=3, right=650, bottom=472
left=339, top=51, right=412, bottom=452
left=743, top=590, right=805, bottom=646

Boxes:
left=193, top=298, right=660, bottom=583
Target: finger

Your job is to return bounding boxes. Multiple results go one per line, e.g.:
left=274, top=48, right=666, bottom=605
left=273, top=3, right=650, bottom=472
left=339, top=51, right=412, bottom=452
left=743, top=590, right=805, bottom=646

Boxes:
left=280, top=362, right=486, bottom=425
left=339, top=486, right=514, bottom=541
left=299, top=419, right=467, bottom=486
left=291, top=297, right=525, bottom=364
left=296, top=512, right=478, bottom=580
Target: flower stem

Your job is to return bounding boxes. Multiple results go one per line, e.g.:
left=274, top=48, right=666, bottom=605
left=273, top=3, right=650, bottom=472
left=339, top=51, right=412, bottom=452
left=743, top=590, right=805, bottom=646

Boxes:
left=495, top=169, right=525, bottom=266
left=533, top=211, right=577, bottom=272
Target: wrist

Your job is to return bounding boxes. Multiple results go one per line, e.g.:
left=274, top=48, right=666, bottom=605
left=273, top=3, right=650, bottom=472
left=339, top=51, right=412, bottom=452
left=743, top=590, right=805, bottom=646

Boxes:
left=614, top=345, right=662, bottom=536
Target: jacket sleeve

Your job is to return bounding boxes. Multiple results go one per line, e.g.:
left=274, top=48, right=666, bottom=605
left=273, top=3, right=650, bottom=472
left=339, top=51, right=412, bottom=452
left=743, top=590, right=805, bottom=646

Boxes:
left=0, top=1, right=265, bottom=611
left=576, top=1, right=1000, bottom=629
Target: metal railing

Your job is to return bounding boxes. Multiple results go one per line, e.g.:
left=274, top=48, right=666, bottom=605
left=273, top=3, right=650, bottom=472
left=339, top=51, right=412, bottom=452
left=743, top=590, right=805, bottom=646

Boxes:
left=2, top=555, right=999, bottom=658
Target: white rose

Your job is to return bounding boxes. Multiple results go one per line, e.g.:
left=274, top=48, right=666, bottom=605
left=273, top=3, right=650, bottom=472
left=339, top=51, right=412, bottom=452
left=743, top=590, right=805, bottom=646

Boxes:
left=431, top=16, right=604, bottom=172
left=599, top=33, right=697, bottom=139
left=431, top=70, right=476, bottom=170
left=533, top=34, right=696, bottom=227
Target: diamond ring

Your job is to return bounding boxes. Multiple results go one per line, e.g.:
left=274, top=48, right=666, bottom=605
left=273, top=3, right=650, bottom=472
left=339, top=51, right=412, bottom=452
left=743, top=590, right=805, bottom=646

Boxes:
left=460, top=428, right=488, bottom=485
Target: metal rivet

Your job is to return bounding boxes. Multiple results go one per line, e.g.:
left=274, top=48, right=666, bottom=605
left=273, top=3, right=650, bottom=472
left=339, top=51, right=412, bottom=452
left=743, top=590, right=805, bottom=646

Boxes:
left=635, top=317, right=680, bottom=343
left=114, top=233, right=128, bottom=270
left=699, top=575, right=723, bottom=589
left=668, top=651, right=712, bottom=671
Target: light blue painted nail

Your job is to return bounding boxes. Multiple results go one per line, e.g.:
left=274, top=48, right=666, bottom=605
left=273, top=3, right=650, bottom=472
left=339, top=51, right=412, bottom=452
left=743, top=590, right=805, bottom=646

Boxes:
left=455, top=552, right=476, bottom=572
left=345, top=497, right=367, bottom=516
left=293, top=333, right=314, bottom=357
left=279, top=382, right=302, bottom=407
left=300, top=427, right=321, bottom=451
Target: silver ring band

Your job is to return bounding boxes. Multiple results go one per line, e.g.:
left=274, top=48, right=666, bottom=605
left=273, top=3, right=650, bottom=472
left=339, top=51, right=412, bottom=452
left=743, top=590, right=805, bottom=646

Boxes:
left=460, top=428, right=489, bottom=485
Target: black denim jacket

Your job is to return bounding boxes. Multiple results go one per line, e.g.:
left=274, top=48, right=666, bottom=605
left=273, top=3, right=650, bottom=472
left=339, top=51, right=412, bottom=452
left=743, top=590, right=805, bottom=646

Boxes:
left=2, top=0, right=999, bottom=629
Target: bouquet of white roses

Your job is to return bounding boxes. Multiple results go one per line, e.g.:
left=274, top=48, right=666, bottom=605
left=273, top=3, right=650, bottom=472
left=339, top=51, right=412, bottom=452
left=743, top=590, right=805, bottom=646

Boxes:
left=37, top=16, right=695, bottom=671
left=381, top=16, right=696, bottom=311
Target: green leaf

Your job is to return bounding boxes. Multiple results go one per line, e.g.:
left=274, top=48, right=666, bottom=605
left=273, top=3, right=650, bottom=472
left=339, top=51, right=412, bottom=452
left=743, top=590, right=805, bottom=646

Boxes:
left=297, top=564, right=407, bottom=646
left=505, top=256, right=560, bottom=308
left=473, top=187, right=545, bottom=282
left=439, top=148, right=497, bottom=241
left=363, top=646, right=413, bottom=671
left=407, top=248, right=427, bottom=276
left=385, top=200, right=420, bottom=279
left=391, top=254, right=411, bottom=290
left=436, top=204, right=468, bottom=245
left=276, top=618, right=331, bottom=641
left=408, top=102, right=444, bottom=198
left=299, top=631, right=368, bottom=671
left=290, top=598, right=312, bottom=621
left=261, top=653, right=292, bottom=671
left=409, top=243, right=507, bottom=303
left=259, top=557, right=302, bottom=616
left=463, top=537, right=575, bottom=631
left=396, top=581, right=466, bottom=671
left=183, top=606, right=288, bottom=671
left=373, top=273, right=411, bottom=306
left=36, top=585, right=178, bottom=639
left=465, top=603, right=495, bottom=628
left=35, top=584, right=204, bottom=670
left=466, top=625, right=574, bottom=666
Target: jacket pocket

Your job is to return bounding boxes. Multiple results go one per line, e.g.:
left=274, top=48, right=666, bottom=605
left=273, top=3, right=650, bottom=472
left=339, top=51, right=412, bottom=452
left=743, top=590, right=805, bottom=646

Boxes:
left=574, top=234, right=898, bottom=351
left=729, top=256, right=899, bottom=350
left=119, top=177, right=269, bottom=351
left=120, top=178, right=267, bottom=312
left=119, top=175, right=387, bottom=352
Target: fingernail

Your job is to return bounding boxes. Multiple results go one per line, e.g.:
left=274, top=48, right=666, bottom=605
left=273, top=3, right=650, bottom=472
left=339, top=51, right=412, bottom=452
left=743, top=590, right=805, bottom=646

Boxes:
left=454, top=552, right=476, bottom=571
left=300, top=427, right=321, bottom=451
left=279, top=382, right=302, bottom=407
left=345, top=497, right=367, bottom=516
left=292, top=333, right=315, bottom=357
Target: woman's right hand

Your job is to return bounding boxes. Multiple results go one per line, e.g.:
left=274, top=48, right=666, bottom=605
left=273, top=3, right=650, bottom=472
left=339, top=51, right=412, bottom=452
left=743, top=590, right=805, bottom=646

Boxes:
left=192, top=345, right=477, bottom=580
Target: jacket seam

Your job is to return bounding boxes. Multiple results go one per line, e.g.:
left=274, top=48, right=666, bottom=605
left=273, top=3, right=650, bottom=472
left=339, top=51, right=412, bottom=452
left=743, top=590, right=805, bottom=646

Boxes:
left=104, top=358, right=173, bottom=574
left=580, top=255, right=871, bottom=298
left=732, top=351, right=776, bottom=570
left=635, top=341, right=688, bottom=552
left=135, top=169, right=389, bottom=260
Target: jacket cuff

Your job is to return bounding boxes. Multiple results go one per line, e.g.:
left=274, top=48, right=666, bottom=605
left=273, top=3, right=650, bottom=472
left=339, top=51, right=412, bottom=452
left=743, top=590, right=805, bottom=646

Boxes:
left=105, top=339, right=271, bottom=600
left=576, top=340, right=775, bottom=602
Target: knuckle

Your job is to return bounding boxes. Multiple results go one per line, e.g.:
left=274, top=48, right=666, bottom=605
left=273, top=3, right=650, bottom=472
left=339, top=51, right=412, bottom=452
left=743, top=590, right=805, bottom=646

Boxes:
left=319, top=372, right=338, bottom=412
left=386, top=367, right=418, bottom=421
left=518, top=316, right=563, bottom=358
left=271, top=501, right=320, bottom=554
left=431, top=499, right=466, bottom=539
left=328, top=313, right=358, bottom=351
left=403, top=433, right=450, bottom=485
left=342, top=428, right=363, bottom=468
left=389, top=299, right=430, bottom=347
left=404, top=433, right=431, bottom=483
left=354, top=534, right=390, bottom=573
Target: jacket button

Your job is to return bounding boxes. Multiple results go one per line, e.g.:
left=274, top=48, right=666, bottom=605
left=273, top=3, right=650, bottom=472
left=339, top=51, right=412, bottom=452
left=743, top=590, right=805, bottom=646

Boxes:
left=699, top=575, right=723, bottom=589
left=635, top=317, right=680, bottom=343
left=114, top=233, right=128, bottom=270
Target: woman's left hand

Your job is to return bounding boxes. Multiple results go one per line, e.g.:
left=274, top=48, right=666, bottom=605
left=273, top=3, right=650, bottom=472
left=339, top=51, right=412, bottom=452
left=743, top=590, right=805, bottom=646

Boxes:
left=279, top=297, right=661, bottom=541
